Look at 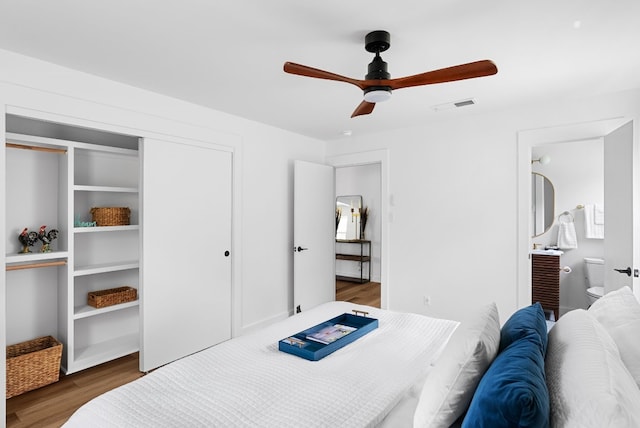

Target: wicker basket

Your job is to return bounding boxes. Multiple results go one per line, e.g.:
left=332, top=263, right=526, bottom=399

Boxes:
left=90, top=207, right=130, bottom=226
left=6, top=336, right=63, bottom=398
left=88, top=286, right=137, bottom=308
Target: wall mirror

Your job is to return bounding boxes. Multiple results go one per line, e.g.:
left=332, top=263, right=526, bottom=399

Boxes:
left=531, top=173, right=555, bottom=237
left=336, top=195, right=363, bottom=240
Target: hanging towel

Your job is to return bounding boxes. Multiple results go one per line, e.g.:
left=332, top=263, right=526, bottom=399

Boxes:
left=594, top=203, right=605, bottom=225
left=557, top=215, right=578, bottom=249
left=584, top=203, right=604, bottom=239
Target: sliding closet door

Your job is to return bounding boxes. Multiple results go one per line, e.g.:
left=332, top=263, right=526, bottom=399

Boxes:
left=140, top=138, right=232, bottom=371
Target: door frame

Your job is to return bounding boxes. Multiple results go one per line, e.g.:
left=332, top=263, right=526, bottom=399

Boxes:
left=516, top=117, right=633, bottom=309
left=326, top=150, right=389, bottom=309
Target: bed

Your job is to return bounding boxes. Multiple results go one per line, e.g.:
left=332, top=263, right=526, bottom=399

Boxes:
left=63, top=301, right=458, bottom=427
left=64, top=287, right=640, bottom=427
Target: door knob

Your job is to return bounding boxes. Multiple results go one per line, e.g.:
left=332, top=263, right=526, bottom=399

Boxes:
left=614, top=267, right=632, bottom=277
left=294, top=246, right=308, bottom=252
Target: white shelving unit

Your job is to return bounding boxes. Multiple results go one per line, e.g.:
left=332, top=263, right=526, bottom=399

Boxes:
left=5, top=126, right=141, bottom=375
left=68, top=141, right=140, bottom=373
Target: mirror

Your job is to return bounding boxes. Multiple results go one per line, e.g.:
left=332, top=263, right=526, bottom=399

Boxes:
left=531, top=173, right=555, bottom=237
left=336, top=195, right=363, bottom=240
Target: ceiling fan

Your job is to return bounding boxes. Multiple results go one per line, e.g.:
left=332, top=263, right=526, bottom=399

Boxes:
left=283, top=30, right=498, bottom=118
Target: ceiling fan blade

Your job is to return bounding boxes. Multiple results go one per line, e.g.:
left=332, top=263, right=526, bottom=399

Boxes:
left=351, top=101, right=376, bottom=118
left=284, top=62, right=367, bottom=90
left=386, top=60, right=498, bottom=90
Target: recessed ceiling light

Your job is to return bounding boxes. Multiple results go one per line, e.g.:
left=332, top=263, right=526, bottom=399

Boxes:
left=342, top=130, right=353, bottom=137
left=573, top=20, right=582, bottom=29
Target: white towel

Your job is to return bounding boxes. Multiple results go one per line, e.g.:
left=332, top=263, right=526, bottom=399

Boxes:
left=594, top=203, right=604, bottom=225
left=584, top=203, right=604, bottom=239
left=557, top=219, right=578, bottom=250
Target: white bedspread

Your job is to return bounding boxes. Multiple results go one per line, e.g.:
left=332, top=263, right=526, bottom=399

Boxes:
left=64, top=301, right=457, bottom=427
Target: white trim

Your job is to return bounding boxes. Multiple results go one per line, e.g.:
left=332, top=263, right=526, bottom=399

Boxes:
left=326, top=149, right=390, bottom=309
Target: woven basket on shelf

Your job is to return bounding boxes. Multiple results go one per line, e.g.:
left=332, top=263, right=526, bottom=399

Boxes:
left=88, top=286, right=137, bottom=308
left=90, top=207, right=130, bottom=226
left=6, top=336, right=63, bottom=398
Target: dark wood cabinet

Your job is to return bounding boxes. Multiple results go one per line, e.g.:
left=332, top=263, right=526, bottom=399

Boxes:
left=532, top=254, right=559, bottom=321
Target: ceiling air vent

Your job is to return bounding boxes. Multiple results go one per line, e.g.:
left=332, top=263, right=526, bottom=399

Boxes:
left=432, top=98, right=476, bottom=111
left=454, top=99, right=475, bottom=107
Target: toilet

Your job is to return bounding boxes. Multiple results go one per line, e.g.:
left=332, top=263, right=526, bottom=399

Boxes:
left=583, top=257, right=605, bottom=305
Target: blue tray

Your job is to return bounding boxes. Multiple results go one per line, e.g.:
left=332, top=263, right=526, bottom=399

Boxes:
left=279, top=312, right=378, bottom=361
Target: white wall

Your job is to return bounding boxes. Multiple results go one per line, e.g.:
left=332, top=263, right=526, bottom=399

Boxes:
left=326, top=89, right=640, bottom=323
left=0, top=48, right=326, bottom=414
left=532, top=140, right=604, bottom=314
left=335, top=164, right=381, bottom=282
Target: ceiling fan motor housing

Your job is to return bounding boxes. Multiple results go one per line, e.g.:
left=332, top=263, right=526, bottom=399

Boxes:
left=365, top=30, right=391, bottom=80
left=366, top=54, right=390, bottom=80
left=365, top=30, right=390, bottom=53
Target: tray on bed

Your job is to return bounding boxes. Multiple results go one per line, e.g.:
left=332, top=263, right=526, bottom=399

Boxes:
left=278, top=311, right=378, bottom=361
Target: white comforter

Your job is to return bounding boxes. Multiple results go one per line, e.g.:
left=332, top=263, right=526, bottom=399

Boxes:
left=64, top=302, right=457, bottom=427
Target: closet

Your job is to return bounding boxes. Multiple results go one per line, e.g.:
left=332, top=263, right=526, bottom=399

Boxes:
left=5, top=116, right=140, bottom=374
left=5, top=115, right=233, bottom=376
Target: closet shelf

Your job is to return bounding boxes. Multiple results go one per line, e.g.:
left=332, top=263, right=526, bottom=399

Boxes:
left=71, top=333, right=139, bottom=373
left=6, top=251, right=69, bottom=264
left=74, top=225, right=139, bottom=233
left=74, top=261, right=139, bottom=276
left=74, top=300, right=139, bottom=320
left=74, top=185, right=138, bottom=193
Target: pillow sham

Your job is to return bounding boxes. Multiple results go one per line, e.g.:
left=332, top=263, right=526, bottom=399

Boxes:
left=545, top=309, right=640, bottom=427
left=462, top=328, right=549, bottom=428
left=499, top=302, right=547, bottom=355
left=588, top=286, right=640, bottom=388
left=413, top=302, right=500, bottom=428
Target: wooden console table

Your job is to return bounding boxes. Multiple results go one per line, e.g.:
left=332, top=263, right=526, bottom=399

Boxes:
left=335, top=239, right=371, bottom=283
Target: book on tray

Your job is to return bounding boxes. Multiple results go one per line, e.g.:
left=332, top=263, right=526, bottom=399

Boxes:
left=306, top=323, right=357, bottom=345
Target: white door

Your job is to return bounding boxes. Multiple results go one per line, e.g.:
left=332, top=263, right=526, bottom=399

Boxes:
left=293, top=160, right=335, bottom=313
left=604, top=121, right=639, bottom=293
left=140, top=138, right=232, bottom=371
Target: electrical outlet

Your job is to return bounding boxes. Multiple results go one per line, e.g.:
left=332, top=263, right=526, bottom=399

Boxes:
left=423, top=295, right=431, bottom=306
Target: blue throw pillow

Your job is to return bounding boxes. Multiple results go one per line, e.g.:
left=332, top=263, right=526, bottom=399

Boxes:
left=499, top=302, right=548, bottom=355
left=461, top=330, right=550, bottom=428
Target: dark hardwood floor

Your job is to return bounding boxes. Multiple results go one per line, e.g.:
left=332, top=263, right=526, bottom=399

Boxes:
left=336, top=280, right=381, bottom=308
left=7, top=281, right=380, bottom=427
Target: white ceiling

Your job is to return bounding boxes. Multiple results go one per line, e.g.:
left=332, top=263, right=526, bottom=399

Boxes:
left=1, top=1, right=639, bottom=141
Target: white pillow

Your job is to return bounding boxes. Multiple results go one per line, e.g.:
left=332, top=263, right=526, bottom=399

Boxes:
left=546, top=309, right=640, bottom=427
left=413, top=302, right=500, bottom=428
left=588, top=286, right=640, bottom=387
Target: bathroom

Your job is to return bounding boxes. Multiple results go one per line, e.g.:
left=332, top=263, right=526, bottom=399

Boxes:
left=531, top=138, right=604, bottom=315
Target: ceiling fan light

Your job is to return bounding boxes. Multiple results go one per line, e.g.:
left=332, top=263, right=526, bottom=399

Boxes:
left=363, top=89, right=392, bottom=103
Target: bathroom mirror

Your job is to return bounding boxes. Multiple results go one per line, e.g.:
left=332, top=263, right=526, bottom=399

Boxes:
left=336, top=195, right=363, bottom=240
left=531, top=173, right=555, bottom=237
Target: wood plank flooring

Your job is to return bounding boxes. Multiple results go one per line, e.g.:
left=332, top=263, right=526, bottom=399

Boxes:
left=6, top=353, right=143, bottom=427
left=6, top=281, right=380, bottom=427
left=336, top=280, right=381, bottom=308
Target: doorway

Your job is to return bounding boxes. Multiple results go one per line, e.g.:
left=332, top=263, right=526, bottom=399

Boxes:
left=335, top=164, right=382, bottom=308
left=530, top=139, right=604, bottom=315
left=517, top=117, right=638, bottom=311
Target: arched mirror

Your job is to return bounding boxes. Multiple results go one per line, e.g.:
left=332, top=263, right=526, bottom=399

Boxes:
left=531, top=173, right=555, bottom=237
